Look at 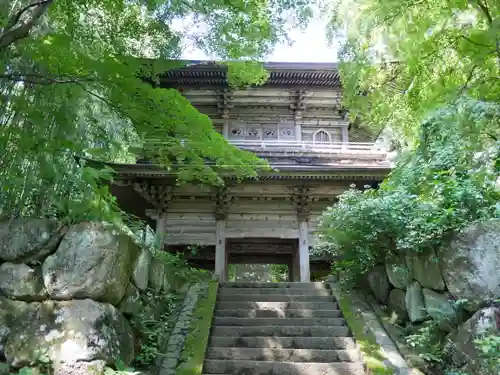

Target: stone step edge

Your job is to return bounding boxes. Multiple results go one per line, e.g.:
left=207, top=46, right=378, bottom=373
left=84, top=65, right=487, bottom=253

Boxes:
left=221, top=282, right=329, bottom=287
left=211, top=318, right=347, bottom=326
left=205, top=347, right=361, bottom=361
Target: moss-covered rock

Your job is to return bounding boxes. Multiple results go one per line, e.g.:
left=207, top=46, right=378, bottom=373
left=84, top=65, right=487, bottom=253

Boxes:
left=42, top=222, right=139, bottom=305
left=0, top=218, right=64, bottom=263
left=0, top=263, right=47, bottom=301
left=4, top=299, right=134, bottom=368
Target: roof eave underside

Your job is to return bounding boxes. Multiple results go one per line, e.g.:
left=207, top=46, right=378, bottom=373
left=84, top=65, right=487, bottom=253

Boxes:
left=94, top=161, right=391, bottom=181
left=158, top=61, right=342, bottom=89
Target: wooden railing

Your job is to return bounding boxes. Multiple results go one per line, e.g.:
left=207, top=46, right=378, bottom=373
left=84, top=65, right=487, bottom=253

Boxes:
left=227, top=139, right=386, bottom=154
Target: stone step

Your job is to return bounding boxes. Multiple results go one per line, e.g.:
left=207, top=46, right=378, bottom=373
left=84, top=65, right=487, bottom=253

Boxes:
left=208, top=336, right=358, bottom=350
left=219, top=288, right=331, bottom=296
left=203, top=360, right=366, bottom=375
left=213, top=317, right=346, bottom=327
left=221, top=282, right=329, bottom=290
left=211, top=325, right=350, bottom=337
left=216, top=301, right=339, bottom=310
left=206, top=347, right=363, bottom=362
left=217, top=294, right=335, bottom=302
left=214, top=308, right=343, bottom=318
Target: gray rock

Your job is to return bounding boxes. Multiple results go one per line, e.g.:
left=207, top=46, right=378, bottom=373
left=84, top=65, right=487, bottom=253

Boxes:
left=149, top=257, right=168, bottom=291
left=4, top=299, right=134, bottom=368
left=386, top=255, right=412, bottom=289
left=0, top=297, right=37, bottom=358
left=453, top=306, right=500, bottom=375
left=367, top=265, right=390, bottom=304
left=42, top=222, right=139, bottom=305
left=0, top=263, right=47, bottom=301
left=405, top=282, right=429, bottom=323
left=387, top=289, right=408, bottom=324
left=422, top=288, right=463, bottom=332
left=440, top=219, right=500, bottom=311
left=119, top=283, right=143, bottom=315
left=406, top=251, right=445, bottom=290
left=53, top=360, right=106, bottom=375
left=0, top=218, right=64, bottom=263
left=132, top=248, right=152, bottom=291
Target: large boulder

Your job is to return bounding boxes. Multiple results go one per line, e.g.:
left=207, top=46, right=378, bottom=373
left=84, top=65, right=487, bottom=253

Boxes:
left=42, top=222, right=139, bottom=305
left=406, top=251, right=445, bottom=290
left=0, top=298, right=36, bottom=358
left=0, top=263, right=47, bottom=301
left=149, top=257, right=169, bottom=291
left=453, top=306, right=500, bottom=375
left=132, top=248, right=152, bottom=291
left=367, top=266, right=390, bottom=305
left=422, top=288, right=463, bottom=332
left=385, top=254, right=412, bottom=289
left=387, top=289, right=408, bottom=324
left=440, top=219, right=500, bottom=312
left=0, top=218, right=64, bottom=263
left=4, top=299, right=134, bottom=368
left=405, top=281, right=429, bottom=323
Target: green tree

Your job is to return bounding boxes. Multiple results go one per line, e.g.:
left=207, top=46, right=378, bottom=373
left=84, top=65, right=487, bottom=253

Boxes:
left=0, top=0, right=315, bottom=223
left=326, top=0, right=500, bottom=143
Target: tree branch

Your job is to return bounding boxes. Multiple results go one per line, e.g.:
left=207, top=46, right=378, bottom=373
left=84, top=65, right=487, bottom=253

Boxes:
left=0, top=0, right=53, bottom=50
left=0, top=73, right=96, bottom=85
left=460, top=35, right=492, bottom=48
left=6, top=0, right=52, bottom=29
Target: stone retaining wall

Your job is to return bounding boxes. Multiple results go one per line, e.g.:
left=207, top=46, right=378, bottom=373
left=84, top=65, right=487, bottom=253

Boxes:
left=0, top=218, right=199, bottom=374
left=365, top=219, right=500, bottom=375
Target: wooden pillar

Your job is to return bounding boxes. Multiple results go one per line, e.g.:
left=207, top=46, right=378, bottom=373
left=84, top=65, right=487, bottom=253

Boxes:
left=223, top=119, right=229, bottom=139
left=291, top=186, right=312, bottom=282
left=215, top=219, right=227, bottom=282
left=341, top=126, right=349, bottom=150
left=298, top=220, right=310, bottom=282
left=214, top=186, right=233, bottom=282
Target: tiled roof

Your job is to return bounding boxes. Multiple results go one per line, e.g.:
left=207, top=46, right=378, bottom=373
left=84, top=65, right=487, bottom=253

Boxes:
left=160, top=61, right=341, bottom=88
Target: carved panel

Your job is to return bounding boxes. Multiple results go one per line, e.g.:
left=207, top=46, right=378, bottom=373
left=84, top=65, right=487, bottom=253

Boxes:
left=262, top=125, right=278, bottom=139
left=246, top=125, right=262, bottom=139
left=229, top=121, right=245, bottom=139
left=279, top=124, right=295, bottom=139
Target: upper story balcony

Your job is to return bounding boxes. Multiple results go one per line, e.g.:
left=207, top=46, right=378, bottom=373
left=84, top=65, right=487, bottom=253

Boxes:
left=227, top=139, right=386, bottom=155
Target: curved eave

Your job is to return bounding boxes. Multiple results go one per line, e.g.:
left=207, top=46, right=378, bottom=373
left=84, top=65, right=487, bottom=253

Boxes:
left=157, top=60, right=341, bottom=89
left=90, top=160, right=391, bottom=181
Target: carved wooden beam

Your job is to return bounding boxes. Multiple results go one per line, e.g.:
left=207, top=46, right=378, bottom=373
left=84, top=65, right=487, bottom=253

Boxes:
left=290, top=186, right=313, bottom=221
left=131, top=180, right=173, bottom=213
left=289, top=89, right=308, bottom=119
left=213, top=186, right=234, bottom=220
left=217, top=88, right=234, bottom=119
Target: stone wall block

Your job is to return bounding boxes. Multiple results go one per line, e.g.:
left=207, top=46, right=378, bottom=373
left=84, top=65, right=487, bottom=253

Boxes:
left=132, top=248, right=152, bottom=291
left=0, top=218, right=64, bottom=263
left=4, top=299, right=134, bottom=368
left=387, top=289, right=408, bottom=324
left=422, top=288, right=464, bottom=332
left=0, top=263, right=47, bottom=301
left=367, top=265, right=390, bottom=305
left=453, top=306, right=500, bottom=375
left=405, top=281, right=429, bottom=323
left=42, top=222, right=139, bottom=305
left=385, top=255, right=412, bottom=289
left=440, top=219, right=500, bottom=312
left=406, top=251, right=445, bottom=291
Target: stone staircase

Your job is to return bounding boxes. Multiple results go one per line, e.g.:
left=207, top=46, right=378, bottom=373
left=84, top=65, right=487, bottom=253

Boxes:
left=203, top=282, right=366, bottom=375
